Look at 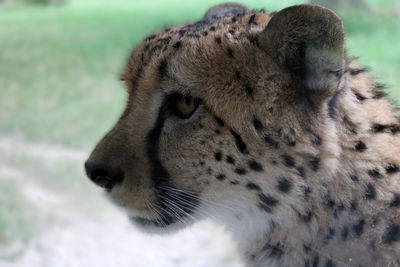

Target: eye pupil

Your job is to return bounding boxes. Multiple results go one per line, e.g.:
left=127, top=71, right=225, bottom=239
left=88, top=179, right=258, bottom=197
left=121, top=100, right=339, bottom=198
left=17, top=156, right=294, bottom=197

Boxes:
left=183, top=96, right=192, bottom=105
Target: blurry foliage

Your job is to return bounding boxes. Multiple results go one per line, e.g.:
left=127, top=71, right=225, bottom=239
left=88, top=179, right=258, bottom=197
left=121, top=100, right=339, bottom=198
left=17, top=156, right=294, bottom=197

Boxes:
left=309, top=0, right=369, bottom=10
left=2, top=0, right=67, bottom=5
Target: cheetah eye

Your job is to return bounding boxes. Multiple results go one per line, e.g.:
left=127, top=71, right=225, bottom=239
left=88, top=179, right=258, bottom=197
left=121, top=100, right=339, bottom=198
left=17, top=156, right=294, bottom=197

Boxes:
left=166, top=93, right=201, bottom=119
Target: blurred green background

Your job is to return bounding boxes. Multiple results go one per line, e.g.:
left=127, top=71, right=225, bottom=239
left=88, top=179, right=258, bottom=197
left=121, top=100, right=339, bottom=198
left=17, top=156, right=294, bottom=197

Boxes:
left=0, top=0, right=399, bottom=266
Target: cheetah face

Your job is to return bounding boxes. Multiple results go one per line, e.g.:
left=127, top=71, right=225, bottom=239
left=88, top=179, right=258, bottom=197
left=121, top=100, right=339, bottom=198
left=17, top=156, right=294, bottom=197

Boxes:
left=85, top=3, right=345, bottom=233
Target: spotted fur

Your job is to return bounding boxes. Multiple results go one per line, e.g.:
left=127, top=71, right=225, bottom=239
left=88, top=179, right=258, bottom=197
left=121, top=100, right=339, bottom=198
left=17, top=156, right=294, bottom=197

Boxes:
left=86, top=3, right=400, bottom=266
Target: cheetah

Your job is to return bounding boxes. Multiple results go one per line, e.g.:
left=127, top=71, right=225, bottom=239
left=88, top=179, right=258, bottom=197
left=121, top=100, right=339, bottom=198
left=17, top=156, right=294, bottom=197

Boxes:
left=84, top=3, right=400, bottom=266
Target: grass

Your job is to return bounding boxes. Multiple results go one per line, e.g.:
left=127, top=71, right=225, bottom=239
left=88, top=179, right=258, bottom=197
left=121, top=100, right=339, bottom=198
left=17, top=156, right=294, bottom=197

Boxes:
left=0, top=0, right=399, bottom=247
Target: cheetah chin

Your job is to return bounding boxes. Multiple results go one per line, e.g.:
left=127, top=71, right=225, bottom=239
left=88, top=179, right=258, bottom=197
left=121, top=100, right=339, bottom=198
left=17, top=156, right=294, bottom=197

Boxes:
left=85, top=2, right=400, bottom=266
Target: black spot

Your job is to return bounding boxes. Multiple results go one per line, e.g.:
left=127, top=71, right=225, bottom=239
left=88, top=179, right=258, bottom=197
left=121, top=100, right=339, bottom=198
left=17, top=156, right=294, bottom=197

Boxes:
left=230, top=180, right=239, bottom=185
left=325, top=260, right=335, bottom=267
left=216, top=174, right=226, bottom=181
left=341, top=227, right=349, bottom=241
left=158, top=60, right=168, bottom=78
left=201, top=31, right=208, bottom=36
left=244, top=85, right=254, bottom=97
left=235, top=71, right=241, bottom=81
left=235, top=168, right=247, bottom=175
left=230, top=130, right=249, bottom=154
left=228, top=29, right=235, bottom=35
left=248, top=35, right=259, bottom=46
left=214, top=116, right=224, bottom=126
left=350, top=200, right=357, bottom=211
left=323, top=191, right=335, bottom=209
left=281, top=154, right=295, bottom=168
left=308, top=157, right=320, bottom=172
left=302, top=186, right=312, bottom=200
left=299, top=210, right=313, bottom=223
left=382, top=223, right=400, bottom=244
left=253, top=118, right=263, bottom=130
left=199, top=161, right=205, bottom=166
left=285, top=136, right=296, bottom=147
left=355, top=141, right=367, bottom=151
left=367, top=169, right=382, bottom=179
left=303, top=244, right=311, bottom=254
left=385, top=163, right=399, bottom=174
left=226, top=156, right=235, bottom=165
left=277, top=177, right=292, bottom=193
left=258, top=193, right=278, bottom=212
left=373, top=89, right=386, bottom=99
left=248, top=14, right=257, bottom=25
left=246, top=182, right=261, bottom=191
left=365, top=183, right=376, bottom=199
left=312, top=256, right=319, bottom=267
left=354, top=92, right=367, bottom=101
left=214, top=36, right=222, bottom=44
left=178, top=29, right=187, bottom=37
left=263, top=242, right=284, bottom=259
left=248, top=160, right=263, bottom=172
left=350, top=174, right=359, bottom=182
left=172, top=41, right=182, bottom=50
left=297, top=166, right=306, bottom=179
left=231, top=17, right=237, bottom=23
left=207, top=168, right=213, bottom=175
left=353, top=219, right=366, bottom=237
left=227, top=48, right=234, bottom=58
left=324, top=227, right=335, bottom=243
left=214, top=151, right=222, bottom=161
left=312, top=135, right=322, bottom=146
left=209, top=26, right=216, bottom=31
left=145, top=34, right=156, bottom=41
left=390, top=194, right=400, bottom=207
left=264, top=136, right=279, bottom=149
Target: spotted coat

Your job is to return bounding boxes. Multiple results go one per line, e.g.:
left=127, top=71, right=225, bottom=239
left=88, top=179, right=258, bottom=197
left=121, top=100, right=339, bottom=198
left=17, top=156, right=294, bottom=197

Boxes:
left=86, top=3, right=400, bottom=266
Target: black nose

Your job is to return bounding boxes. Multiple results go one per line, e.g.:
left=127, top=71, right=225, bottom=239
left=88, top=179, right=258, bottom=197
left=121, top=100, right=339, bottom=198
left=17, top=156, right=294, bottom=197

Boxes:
left=84, top=161, right=124, bottom=191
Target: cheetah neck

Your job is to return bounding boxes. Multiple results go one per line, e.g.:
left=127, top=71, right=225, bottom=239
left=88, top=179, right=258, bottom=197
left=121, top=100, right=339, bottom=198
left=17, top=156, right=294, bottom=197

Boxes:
left=221, top=67, right=400, bottom=266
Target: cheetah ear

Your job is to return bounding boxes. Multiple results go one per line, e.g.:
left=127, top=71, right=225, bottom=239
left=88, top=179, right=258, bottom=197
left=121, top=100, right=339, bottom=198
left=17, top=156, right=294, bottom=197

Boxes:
left=260, top=5, right=345, bottom=104
left=203, top=2, right=252, bottom=20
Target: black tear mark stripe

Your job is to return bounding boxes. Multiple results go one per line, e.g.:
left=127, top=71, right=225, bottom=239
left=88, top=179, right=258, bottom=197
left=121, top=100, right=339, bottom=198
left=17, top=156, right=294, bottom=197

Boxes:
left=230, top=130, right=249, bottom=154
left=146, top=95, right=199, bottom=226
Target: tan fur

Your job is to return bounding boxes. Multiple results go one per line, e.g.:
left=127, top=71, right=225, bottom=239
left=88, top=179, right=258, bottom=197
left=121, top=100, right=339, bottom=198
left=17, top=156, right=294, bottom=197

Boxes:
left=86, top=3, right=400, bottom=266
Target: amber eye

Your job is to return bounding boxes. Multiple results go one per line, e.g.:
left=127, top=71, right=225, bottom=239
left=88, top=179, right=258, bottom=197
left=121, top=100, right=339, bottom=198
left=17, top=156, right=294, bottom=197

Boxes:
left=166, top=93, right=201, bottom=119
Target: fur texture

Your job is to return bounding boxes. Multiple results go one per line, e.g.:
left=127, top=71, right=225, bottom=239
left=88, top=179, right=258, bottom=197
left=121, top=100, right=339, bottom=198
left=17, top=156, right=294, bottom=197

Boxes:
left=86, top=3, right=400, bottom=266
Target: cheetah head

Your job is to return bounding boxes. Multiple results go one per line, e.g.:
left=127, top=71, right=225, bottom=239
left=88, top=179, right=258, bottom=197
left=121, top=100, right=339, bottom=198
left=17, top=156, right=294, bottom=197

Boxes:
left=85, top=3, right=345, bottom=234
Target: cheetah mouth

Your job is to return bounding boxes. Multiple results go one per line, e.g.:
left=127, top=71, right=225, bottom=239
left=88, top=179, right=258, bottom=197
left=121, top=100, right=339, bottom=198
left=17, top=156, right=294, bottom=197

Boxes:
left=130, top=185, right=201, bottom=229
left=130, top=215, right=176, bottom=228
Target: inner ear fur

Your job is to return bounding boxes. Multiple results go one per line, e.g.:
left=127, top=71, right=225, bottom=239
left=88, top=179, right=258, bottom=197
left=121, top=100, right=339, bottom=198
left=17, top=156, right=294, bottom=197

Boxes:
left=260, top=5, right=345, bottom=104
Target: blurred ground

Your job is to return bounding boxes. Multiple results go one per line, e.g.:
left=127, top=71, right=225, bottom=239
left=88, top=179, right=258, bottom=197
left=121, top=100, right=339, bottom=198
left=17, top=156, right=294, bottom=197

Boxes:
left=0, top=137, right=242, bottom=267
left=0, top=0, right=399, bottom=266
